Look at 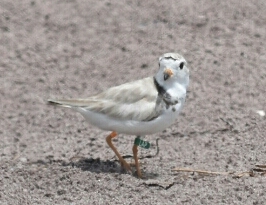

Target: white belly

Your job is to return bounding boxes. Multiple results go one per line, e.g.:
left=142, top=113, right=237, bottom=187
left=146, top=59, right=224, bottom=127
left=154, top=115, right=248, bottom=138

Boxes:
left=76, top=101, right=184, bottom=136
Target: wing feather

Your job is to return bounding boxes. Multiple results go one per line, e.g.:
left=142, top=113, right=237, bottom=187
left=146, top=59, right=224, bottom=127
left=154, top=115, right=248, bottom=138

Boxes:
left=48, top=77, right=162, bottom=121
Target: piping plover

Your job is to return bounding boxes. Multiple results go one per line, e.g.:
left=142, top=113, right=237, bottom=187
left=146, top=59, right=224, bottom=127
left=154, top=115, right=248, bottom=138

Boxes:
left=48, top=53, right=189, bottom=178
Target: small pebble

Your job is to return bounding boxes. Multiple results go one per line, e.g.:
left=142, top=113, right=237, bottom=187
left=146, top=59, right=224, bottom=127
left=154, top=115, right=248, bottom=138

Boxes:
left=256, top=110, right=265, bottom=117
left=20, top=157, right=27, bottom=163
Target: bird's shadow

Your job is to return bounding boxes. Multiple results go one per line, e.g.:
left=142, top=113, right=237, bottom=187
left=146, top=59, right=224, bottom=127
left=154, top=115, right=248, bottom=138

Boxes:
left=68, top=156, right=160, bottom=179
left=32, top=156, right=160, bottom=179
left=68, top=156, right=124, bottom=174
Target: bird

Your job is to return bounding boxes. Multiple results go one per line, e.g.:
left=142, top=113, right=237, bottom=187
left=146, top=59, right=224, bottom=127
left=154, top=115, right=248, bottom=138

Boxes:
left=48, top=52, right=190, bottom=178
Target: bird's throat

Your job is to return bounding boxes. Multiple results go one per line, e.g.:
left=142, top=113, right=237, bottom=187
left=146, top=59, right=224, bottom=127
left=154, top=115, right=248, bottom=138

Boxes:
left=154, top=77, right=175, bottom=106
left=153, top=77, right=167, bottom=97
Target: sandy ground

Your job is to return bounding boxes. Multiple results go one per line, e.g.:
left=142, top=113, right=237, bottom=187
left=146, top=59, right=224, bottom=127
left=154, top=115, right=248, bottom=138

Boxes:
left=1, top=0, right=266, bottom=204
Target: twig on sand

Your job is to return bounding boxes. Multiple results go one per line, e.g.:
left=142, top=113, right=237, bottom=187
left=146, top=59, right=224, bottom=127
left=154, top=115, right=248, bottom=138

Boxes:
left=255, top=164, right=266, bottom=169
left=172, top=167, right=229, bottom=175
left=171, top=167, right=263, bottom=178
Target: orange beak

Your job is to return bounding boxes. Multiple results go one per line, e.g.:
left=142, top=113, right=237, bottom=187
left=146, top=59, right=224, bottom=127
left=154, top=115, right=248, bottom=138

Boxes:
left=164, top=68, right=174, bottom=80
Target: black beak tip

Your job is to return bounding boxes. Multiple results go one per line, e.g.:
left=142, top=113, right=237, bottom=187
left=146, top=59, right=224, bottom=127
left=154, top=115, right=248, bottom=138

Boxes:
left=164, top=73, right=169, bottom=81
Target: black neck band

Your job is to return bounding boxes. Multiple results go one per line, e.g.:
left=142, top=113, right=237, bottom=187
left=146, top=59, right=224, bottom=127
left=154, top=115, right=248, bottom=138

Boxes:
left=153, top=77, right=167, bottom=96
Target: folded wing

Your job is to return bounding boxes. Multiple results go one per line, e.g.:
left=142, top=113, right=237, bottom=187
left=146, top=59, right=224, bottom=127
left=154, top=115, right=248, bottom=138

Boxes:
left=48, top=77, right=161, bottom=121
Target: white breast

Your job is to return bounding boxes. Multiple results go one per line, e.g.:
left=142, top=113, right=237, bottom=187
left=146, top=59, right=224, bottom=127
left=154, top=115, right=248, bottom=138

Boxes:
left=76, top=98, right=185, bottom=136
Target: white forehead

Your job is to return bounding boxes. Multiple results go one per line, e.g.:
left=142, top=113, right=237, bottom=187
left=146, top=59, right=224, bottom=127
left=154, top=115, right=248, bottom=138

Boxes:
left=159, top=53, right=185, bottom=61
left=159, top=53, right=186, bottom=68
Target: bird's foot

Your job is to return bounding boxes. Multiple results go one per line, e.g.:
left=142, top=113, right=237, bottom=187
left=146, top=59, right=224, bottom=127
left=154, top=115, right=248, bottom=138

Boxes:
left=120, top=158, right=132, bottom=173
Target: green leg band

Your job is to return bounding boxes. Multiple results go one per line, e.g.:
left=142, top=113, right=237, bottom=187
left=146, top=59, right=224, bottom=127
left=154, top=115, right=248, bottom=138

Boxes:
left=134, top=137, right=151, bottom=149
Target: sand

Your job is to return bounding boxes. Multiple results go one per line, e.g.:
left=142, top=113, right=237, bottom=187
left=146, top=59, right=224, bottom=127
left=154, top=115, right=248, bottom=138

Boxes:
left=1, top=0, right=266, bottom=204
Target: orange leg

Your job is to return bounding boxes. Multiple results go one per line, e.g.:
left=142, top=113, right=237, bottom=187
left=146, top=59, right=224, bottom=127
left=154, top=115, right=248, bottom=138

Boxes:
left=133, top=144, right=142, bottom=178
left=106, top=131, right=132, bottom=173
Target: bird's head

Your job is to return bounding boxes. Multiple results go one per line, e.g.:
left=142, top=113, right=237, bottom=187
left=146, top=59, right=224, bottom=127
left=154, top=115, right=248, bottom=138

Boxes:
left=155, top=53, right=189, bottom=89
left=154, top=53, right=190, bottom=105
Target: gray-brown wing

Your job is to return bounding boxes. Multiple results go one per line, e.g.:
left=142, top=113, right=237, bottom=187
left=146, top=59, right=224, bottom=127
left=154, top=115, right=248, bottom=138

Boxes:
left=48, top=77, right=161, bottom=121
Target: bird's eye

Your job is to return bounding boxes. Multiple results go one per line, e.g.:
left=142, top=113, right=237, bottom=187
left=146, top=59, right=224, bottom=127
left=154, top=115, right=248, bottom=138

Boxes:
left=179, top=62, right=184, bottom=70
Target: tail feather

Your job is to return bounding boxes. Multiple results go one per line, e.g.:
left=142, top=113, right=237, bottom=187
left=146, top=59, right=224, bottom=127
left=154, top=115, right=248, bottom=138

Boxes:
left=47, top=99, right=75, bottom=108
left=47, top=99, right=92, bottom=108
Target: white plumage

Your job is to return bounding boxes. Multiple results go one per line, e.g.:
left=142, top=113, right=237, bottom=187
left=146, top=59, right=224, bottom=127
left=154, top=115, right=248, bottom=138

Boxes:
left=48, top=53, right=190, bottom=178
